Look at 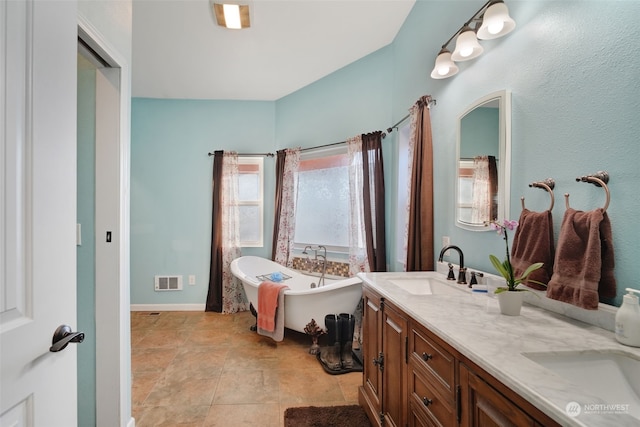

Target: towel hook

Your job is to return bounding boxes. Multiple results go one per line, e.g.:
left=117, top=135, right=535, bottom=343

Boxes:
left=521, top=178, right=555, bottom=211
left=564, top=171, right=610, bottom=211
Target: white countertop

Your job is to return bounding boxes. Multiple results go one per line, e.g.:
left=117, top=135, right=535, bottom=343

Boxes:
left=358, top=271, right=640, bottom=427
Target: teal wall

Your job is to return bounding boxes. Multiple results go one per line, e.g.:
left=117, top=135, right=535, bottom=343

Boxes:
left=130, top=99, right=276, bottom=304
left=131, top=0, right=640, bottom=306
left=77, top=61, right=97, bottom=426
left=460, top=107, right=499, bottom=159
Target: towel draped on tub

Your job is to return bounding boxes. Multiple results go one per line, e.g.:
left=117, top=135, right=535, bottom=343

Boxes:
left=546, top=208, right=616, bottom=310
left=257, top=281, right=288, bottom=341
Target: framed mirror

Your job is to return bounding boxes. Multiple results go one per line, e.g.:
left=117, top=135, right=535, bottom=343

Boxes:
left=455, top=90, right=511, bottom=231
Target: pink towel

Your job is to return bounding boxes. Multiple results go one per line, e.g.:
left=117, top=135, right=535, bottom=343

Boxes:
left=546, top=208, right=616, bottom=309
left=257, top=281, right=288, bottom=338
left=510, top=208, right=554, bottom=290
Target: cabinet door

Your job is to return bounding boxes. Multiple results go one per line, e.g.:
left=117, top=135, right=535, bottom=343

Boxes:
left=463, top=365, right=535, bottom=427
left=362, top=290, right=384, bottom=423
left=382, top=302, right=408, bottom=427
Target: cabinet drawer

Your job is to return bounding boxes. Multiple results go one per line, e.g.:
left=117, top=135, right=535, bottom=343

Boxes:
left=408, top=398, right=435, bottom=427
left=410, top=325, right=455, bottom=395
left=408, top=367, right=456, bottom=427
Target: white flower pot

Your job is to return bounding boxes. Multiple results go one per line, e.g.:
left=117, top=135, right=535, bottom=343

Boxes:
left=497, top=290, right=524, bottom=316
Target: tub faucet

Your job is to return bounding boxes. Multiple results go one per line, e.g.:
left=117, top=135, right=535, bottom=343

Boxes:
left=302, top=245, right=328, bottom=286
left=438, top=245, right=466, bottom=285
left=317, top=245, right=327, bottom=287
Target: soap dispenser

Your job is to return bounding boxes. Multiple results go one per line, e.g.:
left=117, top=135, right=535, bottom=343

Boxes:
left=615, top=288, right=640, bottom=347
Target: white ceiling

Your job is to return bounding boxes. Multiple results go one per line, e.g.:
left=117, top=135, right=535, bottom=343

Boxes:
left=132, top=0, right=416, bottom=101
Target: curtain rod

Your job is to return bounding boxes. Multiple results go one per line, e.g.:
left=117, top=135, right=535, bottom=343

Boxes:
left=386, top=96, right=437, bottom=133
left=209, top=95, right=436, bottom=155
left=207, top=152, right=274, bottom=157
left=302, top=95, right=436, bottom=153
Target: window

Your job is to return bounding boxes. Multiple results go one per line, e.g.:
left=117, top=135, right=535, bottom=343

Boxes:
left=294, top=147, right=350, bottom=252
left=238, top=157, right=263, bottom=247
left=457, top=160, right=475, bottom=225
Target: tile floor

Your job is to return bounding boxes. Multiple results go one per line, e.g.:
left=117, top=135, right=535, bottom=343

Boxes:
left=131, top=310, right=363, bottom=427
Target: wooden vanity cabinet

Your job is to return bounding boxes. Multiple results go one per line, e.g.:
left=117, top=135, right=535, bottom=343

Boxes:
left=360, top=285, right=560, bottom=427
left=460, top=363, right=535, bottom=427
left=407, top=320, right=458, bottom=427
left=359, top=287, right=408, bottom=427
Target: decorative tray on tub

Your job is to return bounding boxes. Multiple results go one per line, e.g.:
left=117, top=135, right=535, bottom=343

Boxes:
left=255, top=272, right=292, bottom=282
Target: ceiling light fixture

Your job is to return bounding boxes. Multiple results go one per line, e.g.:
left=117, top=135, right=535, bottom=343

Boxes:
left=430, top=0, right=515, bottom=79
left=213, top=2, right=250, bottom=29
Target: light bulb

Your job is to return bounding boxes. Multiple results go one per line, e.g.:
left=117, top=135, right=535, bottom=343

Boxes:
left=438, top=66, right=450, bottom=76
left=488, top=21, right=504, bottom=35
left=460, top=47, right=473, bottom=58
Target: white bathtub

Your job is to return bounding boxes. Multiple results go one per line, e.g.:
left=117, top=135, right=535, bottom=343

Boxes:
left=230, top=255, right=363, bottom=333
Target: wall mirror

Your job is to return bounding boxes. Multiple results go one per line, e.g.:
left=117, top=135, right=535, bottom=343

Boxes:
left=455, top=90, right=511, bottom=231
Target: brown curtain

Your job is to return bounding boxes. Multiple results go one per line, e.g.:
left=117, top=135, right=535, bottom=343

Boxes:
left=271, top=150, right=286, bottom=260
left=488, top=155, right=498, bottom=221
left=406, top=96, right=434, bottom=271
left=361, top=132, right=387, bottom=272
left=206, top=151, right=224, bottom=312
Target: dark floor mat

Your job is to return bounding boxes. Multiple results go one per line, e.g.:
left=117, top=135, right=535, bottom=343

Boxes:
left=284, top=405, right=371, bottom=427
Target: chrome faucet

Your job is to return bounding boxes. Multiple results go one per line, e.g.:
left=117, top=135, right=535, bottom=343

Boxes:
left=438, top=245, right=466, bottom=285
left=316, top=245, right=327, bottom=287
left=301, top=245, right=328, bottom=286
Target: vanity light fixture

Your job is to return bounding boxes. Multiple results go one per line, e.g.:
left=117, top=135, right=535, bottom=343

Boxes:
left=212, top=2, right=251, bottom=29
left=430, top=0, right=516, bottom=79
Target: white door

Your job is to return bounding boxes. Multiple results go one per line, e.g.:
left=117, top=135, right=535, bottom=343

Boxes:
left=1, top=1, right=79, bottom=426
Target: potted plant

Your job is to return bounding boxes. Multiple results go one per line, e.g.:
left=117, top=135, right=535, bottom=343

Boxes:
left=488, top=219, right=545, bottom=315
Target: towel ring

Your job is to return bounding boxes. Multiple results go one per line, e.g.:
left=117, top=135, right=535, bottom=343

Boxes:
left=521, top=178, right=555, bottom=211
left=564, top=171, right=610, bottom=211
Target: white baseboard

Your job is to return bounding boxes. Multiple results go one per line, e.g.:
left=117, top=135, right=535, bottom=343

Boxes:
left=130, top=303, right=206, bottom=312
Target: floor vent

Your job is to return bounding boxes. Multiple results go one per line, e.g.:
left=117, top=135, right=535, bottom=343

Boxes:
left=154, top=275, right=183, bottom=291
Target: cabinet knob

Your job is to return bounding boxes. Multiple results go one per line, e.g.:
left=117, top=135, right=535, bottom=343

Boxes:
left=422, top=397, right=433, bottom=407
left=422, top=352, right=433, bottom=361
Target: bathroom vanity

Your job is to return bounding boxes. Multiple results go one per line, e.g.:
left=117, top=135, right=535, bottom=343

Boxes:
left=358, top=272, right=640, bottom=427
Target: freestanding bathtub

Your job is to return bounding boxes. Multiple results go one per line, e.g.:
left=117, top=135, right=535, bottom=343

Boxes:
left=230, top=255, right=363, bottom=333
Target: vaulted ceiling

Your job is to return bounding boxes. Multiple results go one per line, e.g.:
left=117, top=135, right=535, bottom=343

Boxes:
left=132, top=0, right=416, bottom=101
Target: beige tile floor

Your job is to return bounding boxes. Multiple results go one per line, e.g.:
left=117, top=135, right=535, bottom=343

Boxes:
left=131, top=310, right=363, bottom=427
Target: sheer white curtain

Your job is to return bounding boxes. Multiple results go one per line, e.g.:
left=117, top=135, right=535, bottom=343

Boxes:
left=471, top=155, right=491, bottom=224
left=221, top=152, right=248, bottom=313
left=347, top=135, right=370, bottom=275
left=401, top=104, right=419, bottom=271
left=273, top=148, right=300, bottom=267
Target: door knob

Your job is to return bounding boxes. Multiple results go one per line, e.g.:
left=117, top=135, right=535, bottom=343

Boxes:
left=50, top=325, right=85, bottom=352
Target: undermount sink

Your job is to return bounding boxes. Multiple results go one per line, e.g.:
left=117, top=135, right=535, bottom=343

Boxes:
left=387, top=276, right=466, bottom=296
left=523, top=350, right=640, bottom=420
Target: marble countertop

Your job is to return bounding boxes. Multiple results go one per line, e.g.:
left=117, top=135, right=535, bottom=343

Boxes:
left=357, top=271, right=640, bottom=427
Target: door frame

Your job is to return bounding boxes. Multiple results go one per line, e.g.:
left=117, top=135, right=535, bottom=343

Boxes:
left=78, top=15, right=132, bottom=427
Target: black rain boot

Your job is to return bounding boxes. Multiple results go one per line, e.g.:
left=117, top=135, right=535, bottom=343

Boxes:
left=339, top=313, right=355, bottom=369
left=320, top=314, right=342, bottom=370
